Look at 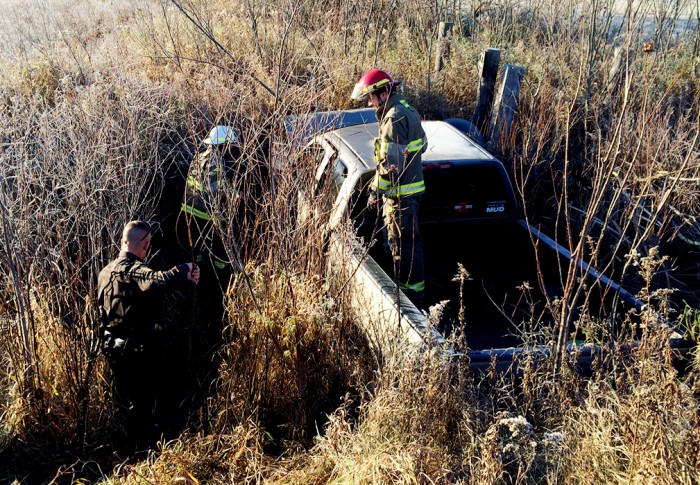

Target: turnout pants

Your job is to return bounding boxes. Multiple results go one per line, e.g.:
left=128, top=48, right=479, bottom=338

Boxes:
left=382, top=195, right=425, bottom=299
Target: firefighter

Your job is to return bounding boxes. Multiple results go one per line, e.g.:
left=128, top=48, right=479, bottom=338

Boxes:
left=97, top=220, right=200, bottom=448
left=179, top=124, right=242, bottom=283
left=351, top=69, right=427, bottom=302
left=177, top=125, right=244, bottom=403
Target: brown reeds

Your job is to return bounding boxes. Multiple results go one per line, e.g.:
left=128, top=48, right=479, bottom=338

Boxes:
left=0, top=0, right=699, bottom=483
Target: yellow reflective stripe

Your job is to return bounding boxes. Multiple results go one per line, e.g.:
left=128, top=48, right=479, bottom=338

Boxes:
left=188, top=176, right=238, bottom=200
left=363, top=78, right=390, bottom=94
left=399, top=99, right=410, bottom=109
left=370, top=173, right=390, bottom=191
left=379, top=139, right=423, bottom=155
left=385, top=180, right=425, bottom=197
left=406, top=138, right=424, bottom=153
left=400, top=280, right=425, bottom=292
left=187, top=176, right=204, bottom=192
left=379, top=142, right=390, bottom=156
left=180, top=202, right=211, bottom=220
left=213, top=258, right=228, bottom=269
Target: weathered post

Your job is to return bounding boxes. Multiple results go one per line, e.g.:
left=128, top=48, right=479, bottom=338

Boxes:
left=434, top=22, right=453, bottom=72
left=605, top=46, right=625, bottom=102
left=487, top=64, right=526, bottom=154
left=472, top=48, right=501, bottom=137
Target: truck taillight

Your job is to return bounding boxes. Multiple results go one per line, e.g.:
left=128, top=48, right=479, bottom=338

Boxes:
left=454, top=201, right=473, bottom=213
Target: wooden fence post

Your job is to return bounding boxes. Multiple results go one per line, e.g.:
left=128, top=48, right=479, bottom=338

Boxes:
left=487, top=64, right=526, bottom=154
left=605, top=46, right=625, bottom=102
left=471, top=48, right=501, bottom=138
left=434, top=22, right=453, bottom=72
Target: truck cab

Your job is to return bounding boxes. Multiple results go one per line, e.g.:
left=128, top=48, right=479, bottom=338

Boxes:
left=298, top=112, right=517, bottom=232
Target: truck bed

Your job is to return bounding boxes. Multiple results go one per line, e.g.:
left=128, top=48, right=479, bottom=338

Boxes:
left=368, top=219, right=640, bottom=351
left=424, top=220, right=557, bottom=349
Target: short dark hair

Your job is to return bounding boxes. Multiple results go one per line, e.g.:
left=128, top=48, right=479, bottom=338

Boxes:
left=123, top=220, right=152, bottom=243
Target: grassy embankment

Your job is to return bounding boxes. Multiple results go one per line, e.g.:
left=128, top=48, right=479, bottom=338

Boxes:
left=1, top=0, right=699, bottom=482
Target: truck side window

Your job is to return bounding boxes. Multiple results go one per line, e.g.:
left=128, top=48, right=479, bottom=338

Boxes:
left=297, top=144, right=326, bottom=194
left=331, top=157, right=348, bottom=188
left=349, top=172, right=377, bottom=242
left=315, top=154, right=347, bottom=211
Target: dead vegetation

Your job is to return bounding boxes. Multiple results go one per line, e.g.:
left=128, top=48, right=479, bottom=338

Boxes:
left=0, top=0, right=699, bottom=483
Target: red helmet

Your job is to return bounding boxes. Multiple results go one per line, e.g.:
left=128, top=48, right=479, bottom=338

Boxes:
left=351, top=69, right=401, bottom=101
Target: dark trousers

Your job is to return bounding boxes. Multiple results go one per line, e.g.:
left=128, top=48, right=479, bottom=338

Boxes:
left=107, top=348, right=161, bottom=448
left=108, top=346, right=195, bottom=449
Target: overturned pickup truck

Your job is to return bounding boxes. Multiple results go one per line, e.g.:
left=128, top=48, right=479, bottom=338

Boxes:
left=284, top=108, right=693, bottom=373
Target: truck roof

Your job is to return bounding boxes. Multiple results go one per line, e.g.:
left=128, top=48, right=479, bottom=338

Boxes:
left=285, top=108, right=377, bottom=147
left=326, top=120, right=497, bottom=173
left=286, top=108, right=498, bottom=174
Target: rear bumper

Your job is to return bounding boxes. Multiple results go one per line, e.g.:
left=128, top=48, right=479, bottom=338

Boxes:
left=466, top=338, right=696, bottom=375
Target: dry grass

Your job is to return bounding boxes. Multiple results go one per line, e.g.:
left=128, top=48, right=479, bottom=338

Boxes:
left=0, top=0, right=699, bottom=483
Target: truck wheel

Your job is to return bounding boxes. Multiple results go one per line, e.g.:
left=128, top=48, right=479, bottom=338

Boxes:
left=444, top=118, right=485, bottom=147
